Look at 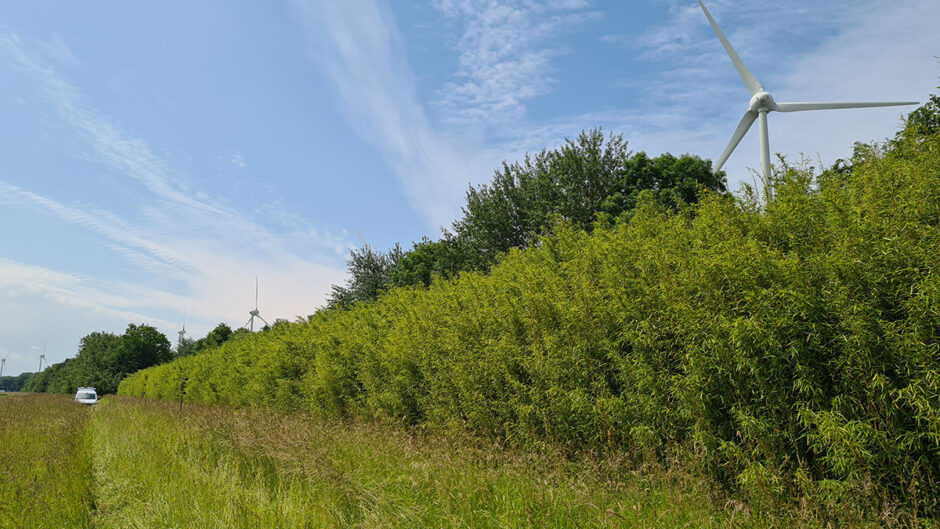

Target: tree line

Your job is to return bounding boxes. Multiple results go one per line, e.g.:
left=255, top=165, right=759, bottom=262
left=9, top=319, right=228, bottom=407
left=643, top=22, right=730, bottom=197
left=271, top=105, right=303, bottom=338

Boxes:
left=23, top=321, right=250, bottom=395
left=24, top=324, right=172, bottom=395
left=0, top=372, right=35, bottom=392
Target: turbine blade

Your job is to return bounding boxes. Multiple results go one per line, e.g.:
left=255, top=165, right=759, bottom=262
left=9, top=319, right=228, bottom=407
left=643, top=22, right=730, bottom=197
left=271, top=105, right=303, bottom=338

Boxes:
left=698, top=1, right=763, bottom=95
left=715, top=111, right=758, bottom=172
left=244, top=317, right=253, bottom=329
left=258, top=315, right=270, bottom=326
left=776, top=101, right=918, bottom=112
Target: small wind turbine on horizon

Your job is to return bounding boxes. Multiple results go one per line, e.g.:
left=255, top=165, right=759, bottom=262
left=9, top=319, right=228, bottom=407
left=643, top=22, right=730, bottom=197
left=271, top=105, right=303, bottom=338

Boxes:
left=697, top=0, right=918, bottom=203
left=38, top=341, right=46, bottom=372
left=178, top=309, right=187, bottom=350
left=243, top=276, right=269, bottom=332
left=0, top=351, right=8, bottom=378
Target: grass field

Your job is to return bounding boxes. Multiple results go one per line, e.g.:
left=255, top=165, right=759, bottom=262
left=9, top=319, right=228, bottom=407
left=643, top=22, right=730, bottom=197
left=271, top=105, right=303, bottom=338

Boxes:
left=0, top=393, right=95, bottom=529
left=0, top=394, right=922, bottom=528
left=92, top=398, right=738, bottom=529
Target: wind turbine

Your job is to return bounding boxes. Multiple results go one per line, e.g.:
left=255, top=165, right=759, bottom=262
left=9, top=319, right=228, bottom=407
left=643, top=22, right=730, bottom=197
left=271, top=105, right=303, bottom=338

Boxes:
left=38, top=341, right=46, bottom=372
left=697, top=0, right=918, bottom=203
left=243, top=276, right=269, bottom=332
left=0, top=352, right=8, bottom=378
left=178, top=309, right=187, bottom=351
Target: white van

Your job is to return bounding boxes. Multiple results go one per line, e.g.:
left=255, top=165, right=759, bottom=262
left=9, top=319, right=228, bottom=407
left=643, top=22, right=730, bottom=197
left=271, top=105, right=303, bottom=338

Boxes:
left=74, top=387, right=98, bottom=405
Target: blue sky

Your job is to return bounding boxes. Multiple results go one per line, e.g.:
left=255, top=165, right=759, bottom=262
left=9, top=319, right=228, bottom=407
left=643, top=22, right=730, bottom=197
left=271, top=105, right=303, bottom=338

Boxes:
left=1, top=0, right=937, bottom=375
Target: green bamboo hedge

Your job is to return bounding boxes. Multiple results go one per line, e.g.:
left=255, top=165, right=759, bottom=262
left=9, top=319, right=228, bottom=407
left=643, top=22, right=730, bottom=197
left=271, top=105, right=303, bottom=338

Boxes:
left=121, top=130, right=939, bottom=515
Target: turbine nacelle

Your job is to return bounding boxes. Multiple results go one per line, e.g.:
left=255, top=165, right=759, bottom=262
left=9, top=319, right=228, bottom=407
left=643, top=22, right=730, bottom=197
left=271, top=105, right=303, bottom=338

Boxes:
left=244, top=276, right=269, bottom=332
left=749, top=91, right=776, bottom=113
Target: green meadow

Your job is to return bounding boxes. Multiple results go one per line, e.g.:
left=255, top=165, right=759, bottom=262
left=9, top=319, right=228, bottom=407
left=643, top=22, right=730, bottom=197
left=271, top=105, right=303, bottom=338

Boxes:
left=2, top=394, right=929, bottom=528
left=0, top=394, right=95, bottom=529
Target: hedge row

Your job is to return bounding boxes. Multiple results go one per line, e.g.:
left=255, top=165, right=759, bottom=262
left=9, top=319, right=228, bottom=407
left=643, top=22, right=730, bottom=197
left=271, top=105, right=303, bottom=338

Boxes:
left=121, top=130, right=939, bottom=514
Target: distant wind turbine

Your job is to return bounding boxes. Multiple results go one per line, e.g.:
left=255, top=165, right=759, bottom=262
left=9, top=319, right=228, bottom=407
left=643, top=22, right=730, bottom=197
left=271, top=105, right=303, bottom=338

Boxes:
left=697, top=0, right=918, bottom=203
left=38, top=341, right=46, bottom=372
left=178, top=309, right=187, bottom=351
left=0, top=352, right=8, bottom=378
left=243, top=276, right=269, bottom=332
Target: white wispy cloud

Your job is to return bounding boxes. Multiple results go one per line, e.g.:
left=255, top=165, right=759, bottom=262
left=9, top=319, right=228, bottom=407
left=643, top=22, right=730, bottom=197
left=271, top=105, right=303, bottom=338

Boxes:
left=0, top=33, right=352, bottom=372
left=432, top=0, right=601, bottom=128
left=230, top=152, right=246, bottom=168
left=0, top=181, right=195, bottom=280
left=0, top=259, right=180, bottom=327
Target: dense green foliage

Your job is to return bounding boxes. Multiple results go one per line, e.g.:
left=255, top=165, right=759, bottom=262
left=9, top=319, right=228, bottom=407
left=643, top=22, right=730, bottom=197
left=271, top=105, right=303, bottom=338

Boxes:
left=387, top=234, right=474, bottom=289
left=25, top=324, right=171, bottom=395
left=329, top=129, right=725, bottom=306
left=902, top=93, right=940, bottom=138
left=122, top=117, right=938, bottom=517
left=0, top=371, right=34, bottom=392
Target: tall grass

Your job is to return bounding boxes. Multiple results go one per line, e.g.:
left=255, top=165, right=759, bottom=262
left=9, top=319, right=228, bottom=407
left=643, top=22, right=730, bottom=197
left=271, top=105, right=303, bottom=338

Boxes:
left=89, top=396, right=807, bottom=528
left=0, top=394, right=918, bottom=527
left=0, top=394, right=95, bottom=529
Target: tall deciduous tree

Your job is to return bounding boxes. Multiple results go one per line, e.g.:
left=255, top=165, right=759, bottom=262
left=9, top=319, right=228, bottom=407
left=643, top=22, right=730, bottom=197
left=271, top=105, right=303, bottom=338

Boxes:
left=387, top=235, right=473, bottom=288
left=191, top=323, right=235, bottom=354
left=328, top=243, right=403, bottom=308
left=453, top=128, right=725, bottom=263
left=116, top=324, right=172, bottom=375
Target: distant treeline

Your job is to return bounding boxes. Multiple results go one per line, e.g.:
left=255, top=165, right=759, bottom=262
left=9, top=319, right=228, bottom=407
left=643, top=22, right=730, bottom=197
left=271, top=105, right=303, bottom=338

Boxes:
left=121, top=100, right=939, bottom=516
left=0, top=372, right=35, bottom=392
left=22, top=306, right=269, bottom=397
left=24, top=322, right=254, bottom=396
left=25, top=324, right=172, bottom=395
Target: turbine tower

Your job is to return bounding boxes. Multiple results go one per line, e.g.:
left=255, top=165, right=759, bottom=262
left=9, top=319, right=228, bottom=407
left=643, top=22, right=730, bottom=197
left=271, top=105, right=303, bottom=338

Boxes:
left=697, top=0, right=917, bottom=203
left=0, top=352, right=8, bottom=378
left=244, top=276, right=269, bottom=332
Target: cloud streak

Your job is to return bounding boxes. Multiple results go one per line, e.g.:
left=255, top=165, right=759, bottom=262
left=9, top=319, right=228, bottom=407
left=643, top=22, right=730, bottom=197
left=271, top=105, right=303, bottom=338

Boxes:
left=290, top=0, right=478, bottom=229
left=0, top=181, right=195, bottom=280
